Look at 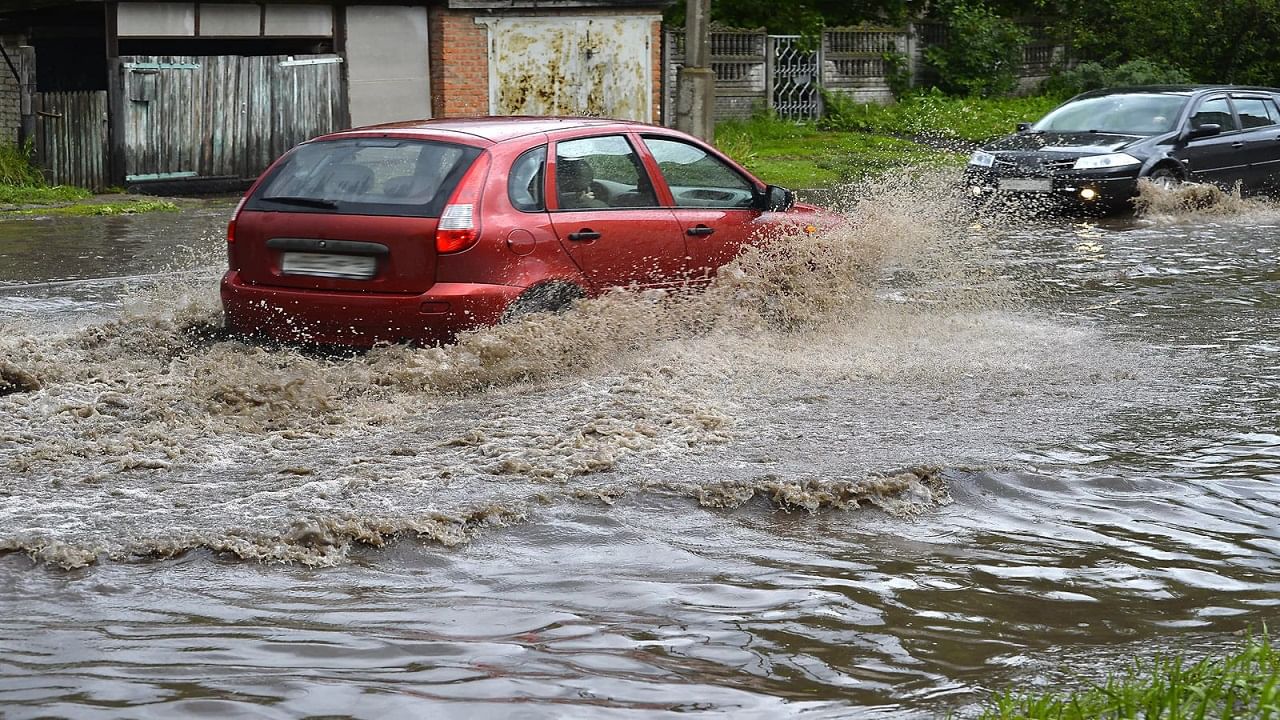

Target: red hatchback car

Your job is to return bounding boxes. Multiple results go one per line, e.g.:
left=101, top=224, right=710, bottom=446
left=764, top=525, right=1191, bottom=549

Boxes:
left=221, top=116, right=832, bottom=347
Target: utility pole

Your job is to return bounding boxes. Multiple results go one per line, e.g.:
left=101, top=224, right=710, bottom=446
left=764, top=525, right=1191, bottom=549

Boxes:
left=674, top=0, right=714, bottom=142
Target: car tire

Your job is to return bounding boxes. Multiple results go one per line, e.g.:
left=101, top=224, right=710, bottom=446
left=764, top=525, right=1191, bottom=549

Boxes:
left=1147, top=166, right=1182, bottom=190
left=501, top=282, right=584, bottom=323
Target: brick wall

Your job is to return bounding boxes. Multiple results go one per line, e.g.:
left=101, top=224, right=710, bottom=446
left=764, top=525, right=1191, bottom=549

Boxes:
left=0, top=35, right=24, bottom=145
left=428, top=7, right=490, bottom=117
left=428, top=7, right=665, bottom=122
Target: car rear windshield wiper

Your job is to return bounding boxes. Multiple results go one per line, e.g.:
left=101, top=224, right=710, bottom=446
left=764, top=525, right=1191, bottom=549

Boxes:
left=260, top=196, right=338, bottom=209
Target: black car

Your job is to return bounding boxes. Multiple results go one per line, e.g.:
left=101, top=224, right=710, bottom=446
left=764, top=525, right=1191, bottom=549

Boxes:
left=964, top=85, right=1280, bottom=209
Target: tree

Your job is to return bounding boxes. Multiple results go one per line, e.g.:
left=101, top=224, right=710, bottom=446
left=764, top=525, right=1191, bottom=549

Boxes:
left=923, top=3, right=1029, bottom=97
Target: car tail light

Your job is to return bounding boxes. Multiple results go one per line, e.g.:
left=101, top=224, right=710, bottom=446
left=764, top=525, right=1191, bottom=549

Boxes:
left=436, top=152, right=491, bottom=254
left=226, top=194, right=248, bottom=245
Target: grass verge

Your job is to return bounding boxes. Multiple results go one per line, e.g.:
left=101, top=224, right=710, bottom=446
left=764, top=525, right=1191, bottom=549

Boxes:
left=822, top=90, right=1066, bottom=145
left=715, top=115, right=964, bottom=189
left=978, top=634, right=1280, bottom=720
left=0, top=143, right=178, bottom=216
left=0, top=184, right=94, bottom=206
left=3, top=199, right=180, bottom=217
left=713, top=92, right=1071, bottom=189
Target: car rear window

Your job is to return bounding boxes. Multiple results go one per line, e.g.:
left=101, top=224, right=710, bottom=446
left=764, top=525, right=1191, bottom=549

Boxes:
left=245, top=138, right=482, bottom=218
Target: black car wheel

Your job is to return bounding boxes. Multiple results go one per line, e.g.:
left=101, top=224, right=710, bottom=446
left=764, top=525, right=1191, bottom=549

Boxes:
left=502, top=282, right=584, bottom=323
left=1147, top=166, right=1182, bottom=190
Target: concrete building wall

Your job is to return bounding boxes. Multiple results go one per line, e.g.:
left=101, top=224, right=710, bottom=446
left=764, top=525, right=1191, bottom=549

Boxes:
left=116, top=2, right=333, bottom=37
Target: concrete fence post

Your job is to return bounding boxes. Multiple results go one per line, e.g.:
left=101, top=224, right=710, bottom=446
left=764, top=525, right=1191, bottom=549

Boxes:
left=18, top=45, right=35, bottom=148
left=674, top=0, right=714, bottom=142
left=764, top=34, right=775, bottom=115
left=904, top=23, right=920, bottom=89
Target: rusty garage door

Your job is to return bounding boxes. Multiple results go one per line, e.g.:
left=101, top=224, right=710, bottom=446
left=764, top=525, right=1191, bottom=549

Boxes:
left=478, top=16, right=655, bottom=121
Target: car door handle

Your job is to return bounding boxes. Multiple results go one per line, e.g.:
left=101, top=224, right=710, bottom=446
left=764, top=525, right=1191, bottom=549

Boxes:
left=1232, top=142, right=1245, bottom=148
left=567, top=230, right=601, bottom=241
left=686, top=225, right=715, bottom=236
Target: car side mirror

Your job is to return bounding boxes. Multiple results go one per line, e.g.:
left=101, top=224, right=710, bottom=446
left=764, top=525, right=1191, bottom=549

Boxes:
left=1184, top=123, right=1222, bottom=140
left=1016, top=121, right=1032, bottom=132
left=756, top=184, right=794, bottom=212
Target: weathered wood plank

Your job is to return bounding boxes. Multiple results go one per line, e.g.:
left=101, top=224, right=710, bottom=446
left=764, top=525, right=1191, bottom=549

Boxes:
left=33, top=90, right=109, bottom=190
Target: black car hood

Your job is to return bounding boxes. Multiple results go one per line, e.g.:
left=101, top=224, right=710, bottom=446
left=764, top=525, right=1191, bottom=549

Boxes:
left=985, top=132, right=1144, bottom=154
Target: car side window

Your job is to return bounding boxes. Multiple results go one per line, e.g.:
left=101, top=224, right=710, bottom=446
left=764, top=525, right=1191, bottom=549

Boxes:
left=508, top=146, right=546, bottom=212
left=642, top=137, right=755, bottom=209
left=1190, top=97, right=1239, bottom=132
left=1233, top=97, right=1280, bottom=129
left=554, top=135, right=657, bottom=210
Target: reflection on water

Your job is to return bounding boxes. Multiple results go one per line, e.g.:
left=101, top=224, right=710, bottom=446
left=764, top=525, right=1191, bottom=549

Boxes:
left=0, top=181, right=1278, bottom=717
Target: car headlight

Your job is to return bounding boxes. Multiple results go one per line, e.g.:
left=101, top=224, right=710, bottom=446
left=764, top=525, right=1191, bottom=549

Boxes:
left=968, top=150, right=995, bottom=168
left=1073, top=153, right=1141, bottom=170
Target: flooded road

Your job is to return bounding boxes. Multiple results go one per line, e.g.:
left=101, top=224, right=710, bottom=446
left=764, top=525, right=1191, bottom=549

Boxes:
left=0, top=183, right=1277, bottom=718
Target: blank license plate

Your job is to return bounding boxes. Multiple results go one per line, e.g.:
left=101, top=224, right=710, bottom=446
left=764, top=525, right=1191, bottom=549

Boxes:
left=281, top=252, right=377, bottom=280
left=999, top=178, right=1052, bottom=192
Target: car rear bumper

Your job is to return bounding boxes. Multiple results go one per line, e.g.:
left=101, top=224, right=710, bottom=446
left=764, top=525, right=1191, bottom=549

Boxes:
left=220, top=271, right=523, bottom=347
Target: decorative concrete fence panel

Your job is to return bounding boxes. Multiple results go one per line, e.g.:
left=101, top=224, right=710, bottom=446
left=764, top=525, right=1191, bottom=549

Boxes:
left=665, top=23, right=1066, bottom=124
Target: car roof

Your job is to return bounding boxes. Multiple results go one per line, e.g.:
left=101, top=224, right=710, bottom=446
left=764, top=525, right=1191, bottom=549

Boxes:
left=1075, top=84, right=1280, bottom=99
left=318, top=116, right=659, bottom=145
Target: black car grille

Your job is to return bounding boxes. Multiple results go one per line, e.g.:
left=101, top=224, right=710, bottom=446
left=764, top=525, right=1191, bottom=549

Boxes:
left=993, top=155, right=1076, bottom=174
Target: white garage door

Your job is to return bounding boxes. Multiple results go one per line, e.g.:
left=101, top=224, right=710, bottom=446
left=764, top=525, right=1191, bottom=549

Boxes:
left=479, top=16, right=655, bottom=122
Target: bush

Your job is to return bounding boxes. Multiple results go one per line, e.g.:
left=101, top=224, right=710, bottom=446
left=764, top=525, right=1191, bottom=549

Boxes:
left=1041, top=58, right=1194, bottom=97
left=923, top=3, right=1029, bottom=98
left=882, top=51, right=911, bottom=100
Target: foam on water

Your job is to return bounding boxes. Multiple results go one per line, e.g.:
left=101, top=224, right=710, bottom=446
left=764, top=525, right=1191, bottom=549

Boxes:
left=0, top=170, right=1184, bottom=567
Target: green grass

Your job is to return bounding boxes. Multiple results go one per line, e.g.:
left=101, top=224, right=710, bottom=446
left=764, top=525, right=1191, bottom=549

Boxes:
left=0, top=143, right=176, bottom=215
left=715, top=114, right=963, bottom=189
left=711, top=92, right=1070, bottom=189
left=979, top=635, right=1280, bottom=720
left=0, top=142, right=44, bottom=186
left=0, top=142, right=100, bottom=207
left=3, top=199, right=179, bottom=216
left=822, top=90, right=1066, bottom=144
left=0, top=184, right=93, bottom=205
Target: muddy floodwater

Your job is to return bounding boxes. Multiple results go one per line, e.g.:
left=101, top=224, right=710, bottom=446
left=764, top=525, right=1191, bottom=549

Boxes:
left=0, top=182, right=1277, bottom=718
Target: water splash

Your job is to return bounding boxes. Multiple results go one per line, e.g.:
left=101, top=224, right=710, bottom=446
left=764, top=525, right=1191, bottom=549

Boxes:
left=1133, top=178, right=1267, bottom=219
left=0, top=169, right=1173, bottom=567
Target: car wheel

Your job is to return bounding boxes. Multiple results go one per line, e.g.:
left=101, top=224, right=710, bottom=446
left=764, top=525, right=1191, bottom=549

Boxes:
left=501, top=282, right=584, bottom=323
left=1147, top=166, right=1182, bottom=190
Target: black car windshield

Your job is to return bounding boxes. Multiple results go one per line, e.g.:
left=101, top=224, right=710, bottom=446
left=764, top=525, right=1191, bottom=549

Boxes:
left=247, top=138, right=481, bottom=217
left=1032, top=94, right=1189, bottom=135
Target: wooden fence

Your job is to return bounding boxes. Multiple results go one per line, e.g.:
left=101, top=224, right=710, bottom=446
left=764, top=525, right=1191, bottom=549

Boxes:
left=30, top=53, right=344, bottom=190
left=118, top=54, right=345, bottom=184
left=34, top=91, right=109, bottom=191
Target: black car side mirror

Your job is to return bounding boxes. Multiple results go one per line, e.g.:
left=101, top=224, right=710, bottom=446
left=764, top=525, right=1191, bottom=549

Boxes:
left=1016, top=121, right=1032, bottom=132
left=1184, top=123, right=1222, bottom=140
left=756, top=184, right=795, bottom=212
